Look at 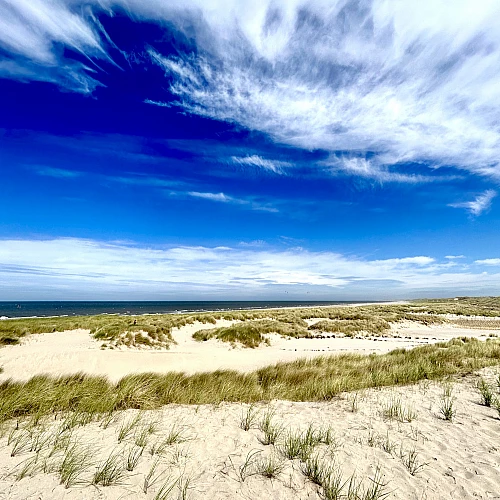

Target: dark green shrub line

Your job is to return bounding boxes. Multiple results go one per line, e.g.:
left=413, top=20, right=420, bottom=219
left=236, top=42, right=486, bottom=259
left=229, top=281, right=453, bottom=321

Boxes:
left=0, top=338, right=498, bottom=423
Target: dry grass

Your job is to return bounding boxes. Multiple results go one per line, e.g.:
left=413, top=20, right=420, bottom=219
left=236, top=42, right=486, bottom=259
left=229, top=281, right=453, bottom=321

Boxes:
left=308, top=318, right=390, bottom=336
left=450, top=318, right=500, bottom=329
left=193, top=319, right=307, bottom=347
left=0, top=337, right=498, bottom=424
left=3, top=296, right=500, bottom=348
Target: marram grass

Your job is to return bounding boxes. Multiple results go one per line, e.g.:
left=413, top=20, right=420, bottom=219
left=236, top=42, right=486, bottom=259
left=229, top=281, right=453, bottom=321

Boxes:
left=0, top=337, right=499, bottom=423
left=2, top=296, right=500, bottom=347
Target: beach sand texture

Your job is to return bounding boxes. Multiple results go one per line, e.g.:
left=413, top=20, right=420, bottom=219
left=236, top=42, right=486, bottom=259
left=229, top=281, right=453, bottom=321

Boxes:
left=0, top=368, right=499, bottom=499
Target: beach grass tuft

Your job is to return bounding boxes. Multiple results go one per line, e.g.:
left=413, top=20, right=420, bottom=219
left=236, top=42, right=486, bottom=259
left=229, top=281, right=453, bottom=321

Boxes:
left=92, top=451, right=127, bottom=487
left=439, top=384, right=456, bottom=421
left=59, top=443, right=94, bottom=488
left=477, top=378, right=496, bottom=407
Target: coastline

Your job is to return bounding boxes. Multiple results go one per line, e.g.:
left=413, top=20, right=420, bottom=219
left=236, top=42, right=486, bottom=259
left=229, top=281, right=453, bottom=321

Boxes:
left=0, top=300, right=401, bottom=320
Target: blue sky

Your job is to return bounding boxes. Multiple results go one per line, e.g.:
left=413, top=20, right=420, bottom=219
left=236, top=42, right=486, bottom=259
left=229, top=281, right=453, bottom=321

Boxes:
left=1, top=0, right=500, bottom=300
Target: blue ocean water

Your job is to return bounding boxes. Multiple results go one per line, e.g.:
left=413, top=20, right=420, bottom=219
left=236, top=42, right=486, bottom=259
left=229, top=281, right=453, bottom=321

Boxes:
left=0, top=301, right=375, bottom=319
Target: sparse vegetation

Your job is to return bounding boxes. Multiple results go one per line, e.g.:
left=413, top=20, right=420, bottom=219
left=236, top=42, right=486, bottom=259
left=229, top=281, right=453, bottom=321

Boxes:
left=0, top=338, right=498, bottom=422
left=301, top=453, right=325, bottom=485
left=2, top=296, right=500, bottom=348
left=382, top=397, right=417, bottom=422
left=163, top=424, right=188, bottom=445
left=153, top=475, right=177, bottom=500
left=177, top=473, right=194, bottom=500
left=126, top=445, right=143, bottom=471
left=439, top=384, right=456, bottom=421
left=349, top=392, right=362, bottom=412
left=229, top=449, right=262, bottom=482
left=240, top=403, right=258, bottom=431
left=258, top=408, right=282, bottom=445
left=92, top=451, right=127, bottom=486
left=118, top=413, right=143, bottom=442
left=280, top=429, right=314, bottom=461
left=477, top=378, right=496, bottom=407
left=143, top=457, right=164, bottom=494
left=308, top=318, right=390, bottom=336
left=59, top=443, right=94, bottom=488
left=134, top=426, right=150, bottom=448
left=381, top=432, right=397, bottom=455
left=399, top=446, right=427, bottom=476
left=256, top=452, right=285, bottom=479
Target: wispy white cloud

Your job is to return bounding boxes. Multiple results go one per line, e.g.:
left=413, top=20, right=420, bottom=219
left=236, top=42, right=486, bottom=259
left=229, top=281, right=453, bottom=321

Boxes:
left=231, top=155, right=291, bottom=174
left=33, top=166, right=83, bottom=178
left=445, top=255, right=465, bottom=260
left=475, top=258, right=500, bottom=266
left=4, top=1, right=500, bottom=184
left=449, top=190, right=497, bottom=216
left=0, top=0, right=104, bottom=91
left=28, top=162, right=280, bottom=212
left=324, top=156, right=432, bottom=184
left=186, top=191, right=278, bottom=212
left=144, top=99, right=172, bottom=108
left=1, top=238, right=497, bottom=300
left=188, top=191, right=232, bottom=203
left=145, top=0, right=500, bottom=182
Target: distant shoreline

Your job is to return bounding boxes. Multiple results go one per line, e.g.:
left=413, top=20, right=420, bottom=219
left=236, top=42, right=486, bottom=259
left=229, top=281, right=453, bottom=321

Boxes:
left=0, top=300, right=396, bottom=320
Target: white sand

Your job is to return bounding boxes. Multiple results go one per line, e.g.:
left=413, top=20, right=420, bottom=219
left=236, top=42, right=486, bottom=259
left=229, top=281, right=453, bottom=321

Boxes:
left=0, top=368, right=499, bottom=499
left=0, top=320, right=496, bottom=383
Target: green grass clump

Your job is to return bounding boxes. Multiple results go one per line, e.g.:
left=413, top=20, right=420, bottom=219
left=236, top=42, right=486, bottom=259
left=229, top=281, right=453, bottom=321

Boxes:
left=477, top=378, right=496, bottom=407
left=0, top=338, right=498, bottom=423
left=382, top=397, right=417, bottom=422
left=126, top=446, right=143, bottom=471
left=92, top=451, right=127, bottom=486
left=258, top=409, right=282, bottom=445
left=280, top=430, right=314, bottom=461
left=256, top=453, right=285, bottom=479
left=59, top=443, right=94, bottom=488
left=193, top=319, right=308, bottom=347
left=439, top=384, right=456, bottom=421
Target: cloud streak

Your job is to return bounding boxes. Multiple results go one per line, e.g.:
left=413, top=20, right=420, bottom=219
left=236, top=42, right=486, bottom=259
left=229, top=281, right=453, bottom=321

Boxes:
left=1, top=238, right=499, bottom=300
left=475, top=258, right=500, bottom=266
left=230, top=155, right=291, bottom=174
left=449, top=190, right=497, bottom=216
left=186, top=191, right=279, bottom=212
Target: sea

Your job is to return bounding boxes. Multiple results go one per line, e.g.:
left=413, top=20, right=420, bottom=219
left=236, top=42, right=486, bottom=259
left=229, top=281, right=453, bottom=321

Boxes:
left=0, top=301, right=376, bottom=319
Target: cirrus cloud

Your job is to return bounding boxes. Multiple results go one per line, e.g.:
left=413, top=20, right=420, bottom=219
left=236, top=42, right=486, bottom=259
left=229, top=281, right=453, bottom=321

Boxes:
left=449, top=190, right=497, bottom=216
left=2, top=1, right=500, bottom=188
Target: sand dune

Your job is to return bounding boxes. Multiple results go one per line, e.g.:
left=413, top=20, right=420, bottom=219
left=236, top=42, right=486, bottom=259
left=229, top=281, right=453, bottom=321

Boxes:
left=0, top=368, right=498, bottom=499
left=0, top=320, right=495, bottom=382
